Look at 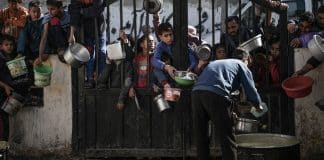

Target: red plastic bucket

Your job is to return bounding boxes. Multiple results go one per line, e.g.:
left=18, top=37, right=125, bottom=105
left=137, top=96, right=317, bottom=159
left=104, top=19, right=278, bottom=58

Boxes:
left=282, top=76, right=314, bottom=98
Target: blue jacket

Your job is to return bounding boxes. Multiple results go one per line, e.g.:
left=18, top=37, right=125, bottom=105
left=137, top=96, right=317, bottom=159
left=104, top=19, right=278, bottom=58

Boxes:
left=193, top=59, right=262, bottom=106
left=152, top=41, right=197, bottom=70
left=16, top=16, right=43, bottom=58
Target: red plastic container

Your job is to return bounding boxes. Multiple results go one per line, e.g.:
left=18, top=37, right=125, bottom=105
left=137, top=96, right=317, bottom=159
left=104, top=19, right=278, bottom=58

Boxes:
left=282, top=76, right=314, bottom=98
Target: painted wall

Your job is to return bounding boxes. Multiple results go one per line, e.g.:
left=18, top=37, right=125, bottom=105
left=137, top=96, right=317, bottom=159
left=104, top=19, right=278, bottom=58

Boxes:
left=9, top=56, right=72, bottom=156
left=294, top=48, right=324, bottom=159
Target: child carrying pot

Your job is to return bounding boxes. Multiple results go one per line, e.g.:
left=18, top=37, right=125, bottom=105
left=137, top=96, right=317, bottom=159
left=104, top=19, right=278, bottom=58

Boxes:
left=116, top=34, right=159, bottom=110
left=34, top=0, right=70, bottom=65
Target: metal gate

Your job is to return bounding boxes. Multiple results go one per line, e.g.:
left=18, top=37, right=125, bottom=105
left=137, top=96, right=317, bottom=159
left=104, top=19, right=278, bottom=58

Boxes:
left=72, top=0, right=297, bottom=158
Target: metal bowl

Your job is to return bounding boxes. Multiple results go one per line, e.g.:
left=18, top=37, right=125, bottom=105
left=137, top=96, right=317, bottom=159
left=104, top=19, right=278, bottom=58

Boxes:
left=235, top=117, right=259, bottom=133
left=195, top=44, right=211, bottom=60
left=174, top=71, right=197, bottom=86
left=143, top=0, right=163, bottom=14
left=237, top=34, right=263, bottom=53
left=64, top=43, right=90, bottom=68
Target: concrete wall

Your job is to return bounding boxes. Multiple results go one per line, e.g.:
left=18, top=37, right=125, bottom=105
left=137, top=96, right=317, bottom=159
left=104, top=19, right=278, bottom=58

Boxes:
left=9, top=56, right=73, bottom=156
left=294, top=48, right=324, bottom=159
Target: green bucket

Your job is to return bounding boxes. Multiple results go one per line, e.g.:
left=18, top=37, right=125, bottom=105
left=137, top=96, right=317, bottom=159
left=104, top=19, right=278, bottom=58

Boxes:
left=33, top=64, right=53, bottom=87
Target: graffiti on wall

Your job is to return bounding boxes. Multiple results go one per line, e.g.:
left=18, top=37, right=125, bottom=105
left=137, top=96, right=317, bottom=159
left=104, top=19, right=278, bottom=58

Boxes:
left=108, top=0, right=222, bottom=44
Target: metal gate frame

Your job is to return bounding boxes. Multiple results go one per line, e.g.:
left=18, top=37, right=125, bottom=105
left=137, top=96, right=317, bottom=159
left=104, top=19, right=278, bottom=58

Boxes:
left=71, top=0, right=296, bottom=159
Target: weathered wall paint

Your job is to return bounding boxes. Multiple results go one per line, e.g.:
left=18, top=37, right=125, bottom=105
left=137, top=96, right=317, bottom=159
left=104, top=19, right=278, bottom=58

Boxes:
left=294, top=48, right=324, bottom=159
left=108, top=0, right=223, bottom=43
left=9, top=56, right=72, bottom=156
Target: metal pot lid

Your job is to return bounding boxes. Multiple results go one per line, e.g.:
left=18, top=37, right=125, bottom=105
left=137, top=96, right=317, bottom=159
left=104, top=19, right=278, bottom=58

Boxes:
left=69, top=43, right=90, bottom=62
left=143, top=0, right=162, bottom=14
left=236, top=133, right=300, bottom=149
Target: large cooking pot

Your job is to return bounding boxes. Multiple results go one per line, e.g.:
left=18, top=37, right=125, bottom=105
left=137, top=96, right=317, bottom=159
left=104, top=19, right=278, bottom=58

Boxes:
left=143, top=0, right=163, bottom=14
left=1, top=92, right=25, bottom=116
left=63, top=43, right=90, bottom=68
left=235, top=117, right=259, bottom=134
left=237, top=34, right=263, bottom=53
left=236, top=133, right=300, bottom=160
left=308, top=34, right=324, bottom=62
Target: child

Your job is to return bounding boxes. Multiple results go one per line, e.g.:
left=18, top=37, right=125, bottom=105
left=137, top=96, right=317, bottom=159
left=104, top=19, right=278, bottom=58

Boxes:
left=0, top=0, right=28, bottom=40
left=0, top=35, right=15, bottom=141
left=68, top=0, right=107, bottom=88
left=35, top=0, right=70, bottom=64
left=213, top=43, right=227, bottom=60
left=0, top=34, right=17, bottom=61
left=96, top=30, right=135, bottom=89
left=152, top=22, right=197, bottom=88
left=249, top=47, right=267, bottom=88
left=116, top=34, right=157, bottom=110
left=268, top=37, right=281, bottom=84
left=17, top=0, right=43, bottom=61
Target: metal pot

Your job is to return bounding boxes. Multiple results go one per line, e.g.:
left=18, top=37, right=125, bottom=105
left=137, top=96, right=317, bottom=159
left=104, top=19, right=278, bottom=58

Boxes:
left=308, top=35, right=324, bottom=62
left=236, top=133, right=300, bottom=160
left=236, top=101, right=253, bottom=114
left=63, top=43, right=90, bottom=68
left=1, top=92, right=25, bottom=116
left=143, top=0, right=163, bottom=14
left=164, top=88, right=181, bottom=102
left=237, top=34, right=263, bottom=53
left=235, top=117, right=259, bottom=133
left=195, top=44, right=211, bottom=60
left=154, top=94, right=171, bottom=112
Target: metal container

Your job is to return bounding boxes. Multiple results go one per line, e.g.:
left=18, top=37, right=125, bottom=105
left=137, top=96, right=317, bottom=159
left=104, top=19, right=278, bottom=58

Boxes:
left=63, top=43, right=90, bottom=68
left=143, top=0, right=163, bottom=14
left=235, top=117, right=259, bottom=133
left=1, top=92, right=25, bottom=116
left=195, top=44, right=211, bottom=60
left=236, top=133, right=300, bottom=160
left=154, top=94, right=171, bottom=112
left=308, top=35, right=324, bottom=62
left=237, top=34, right=263, bottom=53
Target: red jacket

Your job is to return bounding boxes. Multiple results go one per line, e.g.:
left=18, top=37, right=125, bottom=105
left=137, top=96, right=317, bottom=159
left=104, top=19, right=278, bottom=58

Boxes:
left=133, top=54, right=153, bottom=88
